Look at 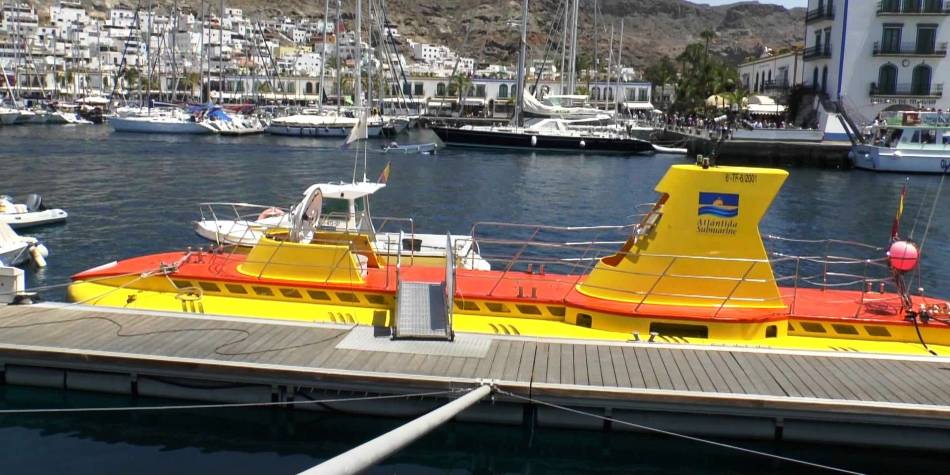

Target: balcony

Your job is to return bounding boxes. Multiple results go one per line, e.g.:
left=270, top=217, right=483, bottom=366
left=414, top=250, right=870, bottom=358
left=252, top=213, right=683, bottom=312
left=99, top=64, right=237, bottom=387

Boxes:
left=877, top=0, right=950, bottom=15
left=869, top=82, right=944, bottom=97
left=805, top=4, right=835, bottom=23
left=873, top=41, right=948, bottom=56
left=803, top=44, right=832, bottom=59
left=761, top=79, right=791, bottom=92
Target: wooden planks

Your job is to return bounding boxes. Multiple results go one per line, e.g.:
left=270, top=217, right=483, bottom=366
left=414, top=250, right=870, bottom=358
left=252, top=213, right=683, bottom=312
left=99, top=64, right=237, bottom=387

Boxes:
left=0, top=305, right=949, bottom=410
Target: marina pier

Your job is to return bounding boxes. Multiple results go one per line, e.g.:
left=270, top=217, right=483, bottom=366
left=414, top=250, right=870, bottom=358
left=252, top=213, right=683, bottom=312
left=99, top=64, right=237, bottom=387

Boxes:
left=1, top=303, right=948, bottom=452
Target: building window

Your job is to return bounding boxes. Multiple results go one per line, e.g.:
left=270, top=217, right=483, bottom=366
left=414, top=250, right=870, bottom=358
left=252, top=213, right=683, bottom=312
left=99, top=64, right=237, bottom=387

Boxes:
left=823, top=28, right=832, bottom=54
left=436, top=82, right=446, bottom=96
left=878, top=64, right=898, bottom=94
left=916, top=25, right=937, bottom=54
left=305, top=81, right=313, bottom=94
left=475, top=84, right=486, bottom=97
left=592, top=86, right=600, bottom=101
left=821, top=66, right=828, bottom=94
left=498, top=83, right=508, bottom=98
left=638, top=88, right=648, bottom=101
left=402, top=81, right=411, bottom=95
left=812, top=66, right=819, bottom=88
left=912, top=64, right=932, bottom=95
left=414, top=83, right=423, bottom=95
left=881, top=25, right=902, bottom=54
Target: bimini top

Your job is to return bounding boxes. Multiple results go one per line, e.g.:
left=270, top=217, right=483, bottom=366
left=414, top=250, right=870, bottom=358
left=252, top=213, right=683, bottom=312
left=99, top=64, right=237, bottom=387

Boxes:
left=302, top=182, right=386, bottom=201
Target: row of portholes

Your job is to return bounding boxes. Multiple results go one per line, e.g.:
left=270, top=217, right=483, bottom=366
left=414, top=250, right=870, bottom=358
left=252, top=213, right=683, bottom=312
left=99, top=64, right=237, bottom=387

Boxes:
left=791, top=321, right=891, bottom=337
left=172, top=280, right=389, bottom=306
left=455, top=300, right=566, bottom=318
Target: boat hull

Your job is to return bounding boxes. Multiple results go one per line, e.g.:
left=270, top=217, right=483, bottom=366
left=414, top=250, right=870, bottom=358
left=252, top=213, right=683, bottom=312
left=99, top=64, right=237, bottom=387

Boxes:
left=0, top=242, right=29, bottom=266
left=851, top=144, right=950, bottom=173
left=0, top=112, right=19, bottom=125
left=0, top=209, right=68, bottom=229
left=109, top=117, right=213, bottom=134
left=431, top=127, right=655, bottom=154
left=266, top=124, right=383, bottom=137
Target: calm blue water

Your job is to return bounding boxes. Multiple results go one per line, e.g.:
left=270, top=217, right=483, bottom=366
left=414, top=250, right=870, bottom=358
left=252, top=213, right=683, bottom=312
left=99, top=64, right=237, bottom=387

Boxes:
left=1, top=125, right=949, bottom=473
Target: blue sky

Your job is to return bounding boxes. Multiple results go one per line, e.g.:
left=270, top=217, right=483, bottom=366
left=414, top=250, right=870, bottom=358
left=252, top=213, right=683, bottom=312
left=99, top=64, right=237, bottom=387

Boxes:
left=698, top=0, right=807, bottom=7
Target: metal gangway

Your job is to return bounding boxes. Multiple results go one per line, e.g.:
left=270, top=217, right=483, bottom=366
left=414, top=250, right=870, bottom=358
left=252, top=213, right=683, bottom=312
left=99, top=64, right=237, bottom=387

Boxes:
left=391, top=233, right=455, bottom=341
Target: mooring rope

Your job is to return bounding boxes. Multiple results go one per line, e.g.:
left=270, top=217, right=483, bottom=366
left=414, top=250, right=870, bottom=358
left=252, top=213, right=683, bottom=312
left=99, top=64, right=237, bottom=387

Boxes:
left=497, top=389, right=866, bottom=475
left=0, top=389, right=468, bottom=415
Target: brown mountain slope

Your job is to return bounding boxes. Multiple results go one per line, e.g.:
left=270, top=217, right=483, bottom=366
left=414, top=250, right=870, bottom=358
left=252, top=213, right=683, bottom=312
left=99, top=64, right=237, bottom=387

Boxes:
left=51, top=0, right=805, bottom=67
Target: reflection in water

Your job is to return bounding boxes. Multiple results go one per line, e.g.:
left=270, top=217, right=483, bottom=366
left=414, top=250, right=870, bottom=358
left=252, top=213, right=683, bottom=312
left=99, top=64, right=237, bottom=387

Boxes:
left=1, top=125, right=949, bottom=473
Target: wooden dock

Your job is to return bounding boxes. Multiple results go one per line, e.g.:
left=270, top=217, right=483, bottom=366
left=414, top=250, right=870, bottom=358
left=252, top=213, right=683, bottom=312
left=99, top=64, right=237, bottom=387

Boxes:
left=1, top=303, right=949, bottom=449
left=659, top=128, right=853, bottom=168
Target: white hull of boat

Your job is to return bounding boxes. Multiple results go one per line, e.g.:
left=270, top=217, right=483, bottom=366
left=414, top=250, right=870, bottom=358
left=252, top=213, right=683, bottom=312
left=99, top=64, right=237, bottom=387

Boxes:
left=0, top=242, right=29, bottom=266
left=110, top=116, right=213, bottom=134
left=0, top=209, right=68, bottom=229
left=266, top=124, right=383, bottom=137
left=851, top=145, right=950, bottom=173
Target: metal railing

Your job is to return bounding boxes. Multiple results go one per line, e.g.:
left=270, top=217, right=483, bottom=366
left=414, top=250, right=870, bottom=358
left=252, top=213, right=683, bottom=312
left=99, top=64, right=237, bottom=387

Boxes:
left=872, top=40, right=948, bottom=56
left=869, top=82, right=944, bottom=97
left=877, top=0, right=950, bottom=14
left=803, top=44, right=832, bottom=59
left=805, top=3, right=835, bottom=22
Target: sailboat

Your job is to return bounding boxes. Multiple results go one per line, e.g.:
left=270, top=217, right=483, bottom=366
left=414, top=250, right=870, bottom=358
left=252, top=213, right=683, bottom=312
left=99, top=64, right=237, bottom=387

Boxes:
left=430, top=0, right=655, bottom=154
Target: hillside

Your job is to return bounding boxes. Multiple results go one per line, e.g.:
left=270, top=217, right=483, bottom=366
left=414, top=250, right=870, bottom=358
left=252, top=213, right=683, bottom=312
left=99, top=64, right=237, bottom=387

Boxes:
left=45, top=0, right=806, bottom=67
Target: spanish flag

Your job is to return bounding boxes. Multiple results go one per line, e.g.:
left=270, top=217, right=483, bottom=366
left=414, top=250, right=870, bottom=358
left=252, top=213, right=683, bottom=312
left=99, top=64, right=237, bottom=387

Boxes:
left=377, top=161, right=392, bottom=184
left=891, top=181, right=907, bottom=240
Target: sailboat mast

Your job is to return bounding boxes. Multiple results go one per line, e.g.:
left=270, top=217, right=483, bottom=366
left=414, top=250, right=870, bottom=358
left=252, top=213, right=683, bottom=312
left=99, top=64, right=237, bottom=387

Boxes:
left=145, top=0, right=153, bottom=109
left=335, top=0, right=342, bottom=111
left=513, top=0, right=528, bottom=127
left=355, top=0, right=362, bottom=110
left=559, top=0, right=567, bottom=94
left=318, top=0, right=330, bottom=113
left=605, top=23, right=612, bottom=111
left=568, top=0, right=578, bottom=93
left=219, top=0, right=224, bottom=104
left=616, top=18, right=623, bottom=112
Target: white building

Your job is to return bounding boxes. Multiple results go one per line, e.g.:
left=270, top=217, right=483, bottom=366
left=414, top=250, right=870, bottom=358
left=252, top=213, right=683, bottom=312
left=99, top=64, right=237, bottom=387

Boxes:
left=738, top=49, right=805, bottom=99
left=804, top=0, right=950, bottom=121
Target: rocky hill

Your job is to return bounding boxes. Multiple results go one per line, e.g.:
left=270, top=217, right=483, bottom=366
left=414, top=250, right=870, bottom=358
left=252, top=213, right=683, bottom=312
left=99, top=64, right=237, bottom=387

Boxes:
left=42, top=0, right=805, bottom=67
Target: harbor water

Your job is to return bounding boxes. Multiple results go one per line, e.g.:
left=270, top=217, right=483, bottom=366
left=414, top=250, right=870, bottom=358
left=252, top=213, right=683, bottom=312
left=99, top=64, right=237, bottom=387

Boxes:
left=1, top=125, right=949, bottom=474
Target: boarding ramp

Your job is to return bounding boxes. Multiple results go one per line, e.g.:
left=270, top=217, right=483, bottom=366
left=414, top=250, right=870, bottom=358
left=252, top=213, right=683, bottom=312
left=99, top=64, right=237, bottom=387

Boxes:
left=392, top=233, right=454, bottom=340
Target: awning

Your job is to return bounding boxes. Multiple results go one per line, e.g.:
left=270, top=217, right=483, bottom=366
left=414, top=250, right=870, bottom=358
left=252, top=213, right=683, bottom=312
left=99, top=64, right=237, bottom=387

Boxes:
left=747, top=95, right=778, bottom=106
left=461, top=98, right=486, bottom=106
left=380, top=97, right=426, bottom=104
left=77, top=96, right=109, bottom=105
left=426, top=100, right=456, bottom=108
left=623, top=101, right=655, bottom=110
left=747, top=103, right=786, bottom=115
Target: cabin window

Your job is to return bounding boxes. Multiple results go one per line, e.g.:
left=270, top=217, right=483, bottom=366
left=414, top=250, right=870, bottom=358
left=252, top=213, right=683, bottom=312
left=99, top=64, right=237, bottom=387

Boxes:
left=921, top=129, right=938, bottom=144
left=172, top=280, right=192, bottom=289
left=336, top=292, right=360, bottom=303
left=307, top=290, right=331, bottom=301
left=457, top=301, right=480, bottom=311
left=515, top=304, right=542, bottom=315
left=279, top=288, right=303, bottom=299
left=252, top=286, right=273, bottom=296
left=485, top=302, right=510, bottom=313
left=402, top=238, right=422, bottom=252
left=365, top=294, right=387, bottom=305
left=831, top=324, right=859, bottom=335
left=865, top=325, right=891, bottom=337
left=650, top=322, right=709, bottom=339
left=225, top=284, right=248, bottom=294
left=910, top=130, right=922, bottom=143
left=765, top=325, right=777, bottom=338
left=799, top=322, right=826, bottom=333
left=198, top=282, right=221, bottom=292
left=546, top=306, right=566, bottom=317
left=577, top=313, right=593, bottom=328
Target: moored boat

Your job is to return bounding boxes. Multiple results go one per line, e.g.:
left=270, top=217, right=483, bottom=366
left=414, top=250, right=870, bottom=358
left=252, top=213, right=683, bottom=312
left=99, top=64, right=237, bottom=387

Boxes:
left=851, top=110, right=950, bottom=173
left=68, top=162, right=950, bottom=355
left=432, top=118, right=656, bottom=154
left=0, top=194, right=68, bottom=229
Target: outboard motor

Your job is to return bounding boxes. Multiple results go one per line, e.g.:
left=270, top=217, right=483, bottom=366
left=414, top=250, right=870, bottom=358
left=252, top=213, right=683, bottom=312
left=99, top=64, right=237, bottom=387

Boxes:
left=24, top=194, right=45, bottom=212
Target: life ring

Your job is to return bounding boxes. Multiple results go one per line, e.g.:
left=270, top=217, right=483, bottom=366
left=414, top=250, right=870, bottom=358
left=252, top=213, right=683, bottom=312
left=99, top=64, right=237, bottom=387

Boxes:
left=257, top=207, right=286, bottom=221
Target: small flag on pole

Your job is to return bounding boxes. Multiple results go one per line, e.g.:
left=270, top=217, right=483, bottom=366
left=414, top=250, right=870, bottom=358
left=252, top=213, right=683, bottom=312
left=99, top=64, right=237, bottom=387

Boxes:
left=377, top=161, right=392, bottom=184
left=890, top=181, right=907, bottom=240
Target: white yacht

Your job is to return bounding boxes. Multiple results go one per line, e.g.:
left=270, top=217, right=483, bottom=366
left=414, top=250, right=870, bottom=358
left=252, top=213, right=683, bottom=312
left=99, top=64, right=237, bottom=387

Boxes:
left=0, top=106, right=20, bottom=125
left=851, top=111, right=950, bottom=173
left=110, top=107, right=212, bottom=135
left=193, top=181, right=491, bottom=271
left=266, top=110, right=383, bottom=137
left=0, top=194, right=67, bottom=229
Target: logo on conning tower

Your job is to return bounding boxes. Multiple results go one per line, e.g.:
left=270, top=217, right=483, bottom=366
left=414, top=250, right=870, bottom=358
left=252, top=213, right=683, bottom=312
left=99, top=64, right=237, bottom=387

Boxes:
left=698, top=192, right=739, bottom=218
